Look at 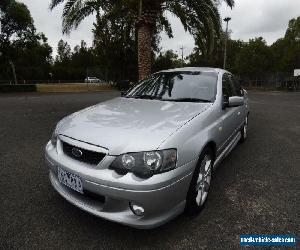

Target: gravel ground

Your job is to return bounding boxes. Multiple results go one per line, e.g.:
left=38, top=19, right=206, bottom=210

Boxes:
left=0, top=91, right=299, bottom=250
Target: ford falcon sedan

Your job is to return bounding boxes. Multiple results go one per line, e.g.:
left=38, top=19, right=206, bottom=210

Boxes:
left=45, top=67, right=249, bottom=229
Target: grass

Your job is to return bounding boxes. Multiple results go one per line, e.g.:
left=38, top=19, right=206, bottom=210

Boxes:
left=36, top=83, right=117, bottom=93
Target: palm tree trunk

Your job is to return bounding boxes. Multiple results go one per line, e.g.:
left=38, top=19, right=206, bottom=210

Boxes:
left=137, top=23, right=152, bottom=80
left=136, top=0, right=158, bottom=81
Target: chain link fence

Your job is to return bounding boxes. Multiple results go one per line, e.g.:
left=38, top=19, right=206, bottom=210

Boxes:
left=0, top=66, right=131, bottom=86
left=0, top=79, right=84, bottom=85
left=1, top=71, right=300, bottom=91
left=237, top=72, right=300, bottom=91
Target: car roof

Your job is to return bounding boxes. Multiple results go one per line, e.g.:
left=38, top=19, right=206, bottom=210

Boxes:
left=159, top=67, right=225, bottom=74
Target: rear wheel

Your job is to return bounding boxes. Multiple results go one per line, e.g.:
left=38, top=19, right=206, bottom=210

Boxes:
left=185, top=147, right=213, bottom=215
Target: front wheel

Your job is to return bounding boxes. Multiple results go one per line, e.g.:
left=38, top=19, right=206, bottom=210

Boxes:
left=240, top=116, right=248, bottom=143
left=185, top=147, right=213, bottom=215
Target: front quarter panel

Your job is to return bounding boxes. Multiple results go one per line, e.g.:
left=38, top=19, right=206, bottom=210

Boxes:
left=159, top=103, right=221, bottom=168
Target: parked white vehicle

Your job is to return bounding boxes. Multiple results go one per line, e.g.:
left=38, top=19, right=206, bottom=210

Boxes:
left=85, top=77, right=102, bottom=83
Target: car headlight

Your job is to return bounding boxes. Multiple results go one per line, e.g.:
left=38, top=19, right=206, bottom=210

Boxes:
left=110, top=149, right=177, bottom=178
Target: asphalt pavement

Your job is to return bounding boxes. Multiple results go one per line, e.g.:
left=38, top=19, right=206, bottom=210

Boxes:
left=0, top=91, right=299, bottom=250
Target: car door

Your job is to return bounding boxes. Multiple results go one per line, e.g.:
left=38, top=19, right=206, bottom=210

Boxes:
left=217, top=73, right=241, bottom=153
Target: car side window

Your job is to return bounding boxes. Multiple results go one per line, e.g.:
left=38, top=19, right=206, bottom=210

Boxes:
left=222, top=73, right=234, bottom=97
left=231, top=76, right=244, bottom=97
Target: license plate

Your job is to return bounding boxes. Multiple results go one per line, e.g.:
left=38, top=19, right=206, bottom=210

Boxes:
left=58, top=167, right=83, bottom=194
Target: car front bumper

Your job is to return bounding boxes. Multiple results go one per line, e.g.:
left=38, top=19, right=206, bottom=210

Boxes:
left=45, top=139, right=195, bottom=229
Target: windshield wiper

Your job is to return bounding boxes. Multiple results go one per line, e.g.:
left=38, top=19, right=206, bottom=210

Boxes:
left=162, top=98, right=212, bottom=103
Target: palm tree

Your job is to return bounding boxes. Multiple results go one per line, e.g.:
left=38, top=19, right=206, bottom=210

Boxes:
left=50, top=0, right=235, bottom=80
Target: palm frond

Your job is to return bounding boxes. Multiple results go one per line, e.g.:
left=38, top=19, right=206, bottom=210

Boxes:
left=51, top=0, right=235, bottom=55
left=61, top=0, right=100, bottom=34
left=62, top=0, right=78, bottom=17
left=49, top=0, right=65, bottom=10
left=166, top=0, right=222, bottom=55
left=157, top=13, right=173, bottom=38
left=223, top=0, right=234, bottom=8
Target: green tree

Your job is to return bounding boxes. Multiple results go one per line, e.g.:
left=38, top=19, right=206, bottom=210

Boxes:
left=0, top=0, right=52, bottom=82
left=0, top=0, right=34, bottom=83
left=281, top=17, right=300, bottom=72
left=53, top=40, right=91, bottom=80
left=234, top=37, right=273, bottom=78
left=0, top=0, right=34, bottom=41
left=285, top=17, right=300, bottom=42
left=12, top=33, right=52, bottom=80
left=50, top=0, right=235, bottom=80
left=153, top=50, right=182, bottom=72
left=226, top=39, right=245, bottom=72
left=56, top=39, right=71, bottom=63
left=281, top=43, right=300, bottom=73
left=188, top=28, right=245, bottom=72
left=271, top=38, right=288, bottom=72
left=92, top=9, right=138, bottom=81
left=71, top=40, right=95, bottom=69
left=271, top=17, right=300, bottom=73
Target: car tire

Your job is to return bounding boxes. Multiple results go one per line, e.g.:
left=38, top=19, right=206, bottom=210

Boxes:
left=185, top=147, right=213, bottom=215
left=239, top=116, right=248, bottom=143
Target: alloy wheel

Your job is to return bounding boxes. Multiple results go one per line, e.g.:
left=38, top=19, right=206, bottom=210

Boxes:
left=243, top=117, right=248, bottom=139
left=195, top=154, right=212, bottom=206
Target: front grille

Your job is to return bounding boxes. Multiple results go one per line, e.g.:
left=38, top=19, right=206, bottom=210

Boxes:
left=62, top=141, right=106, bottom=165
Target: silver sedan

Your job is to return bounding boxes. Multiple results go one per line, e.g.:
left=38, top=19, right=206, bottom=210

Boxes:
left=45, top=67, right=249, bottom=229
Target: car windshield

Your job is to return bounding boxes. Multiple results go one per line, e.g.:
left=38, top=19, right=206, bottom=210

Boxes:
left=125, top=71, right=218, bottom=102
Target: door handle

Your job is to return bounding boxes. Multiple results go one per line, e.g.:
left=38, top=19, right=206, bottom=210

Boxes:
left=238, top=112, right=241, bottom=116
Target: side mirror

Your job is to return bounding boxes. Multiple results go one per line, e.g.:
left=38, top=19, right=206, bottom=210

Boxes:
left=222, top=96, right=229, bottom=109
left=228, top=96, right=244, bottom=107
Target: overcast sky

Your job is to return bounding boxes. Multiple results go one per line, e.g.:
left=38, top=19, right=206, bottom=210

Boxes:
left=20, top=0, right=300, bottom=57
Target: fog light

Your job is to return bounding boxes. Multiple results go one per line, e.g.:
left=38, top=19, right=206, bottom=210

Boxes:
left=129, top=202, right=145, bottom=216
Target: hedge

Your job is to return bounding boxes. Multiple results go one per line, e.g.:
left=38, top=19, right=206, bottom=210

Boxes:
left=0, top=84, right=117, bottom=93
